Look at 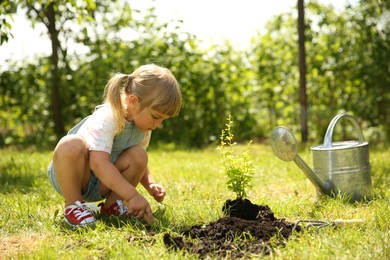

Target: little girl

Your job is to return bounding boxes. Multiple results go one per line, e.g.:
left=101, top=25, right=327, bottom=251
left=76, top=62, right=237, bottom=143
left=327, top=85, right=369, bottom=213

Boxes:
left=47, top=64, right=182, bottom=227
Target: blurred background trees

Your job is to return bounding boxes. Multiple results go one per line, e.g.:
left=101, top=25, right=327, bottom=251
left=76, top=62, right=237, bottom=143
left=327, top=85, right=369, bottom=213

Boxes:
left=1, top=0, right=389, bottom=148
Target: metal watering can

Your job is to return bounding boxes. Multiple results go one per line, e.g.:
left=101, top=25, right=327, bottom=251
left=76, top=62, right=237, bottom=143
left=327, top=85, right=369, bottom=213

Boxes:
left=271, top=114, right=372, bottom=202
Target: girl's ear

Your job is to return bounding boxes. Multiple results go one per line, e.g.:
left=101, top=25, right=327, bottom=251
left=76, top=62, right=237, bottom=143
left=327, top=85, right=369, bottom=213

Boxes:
left=127, top=94, right=139, bottom=108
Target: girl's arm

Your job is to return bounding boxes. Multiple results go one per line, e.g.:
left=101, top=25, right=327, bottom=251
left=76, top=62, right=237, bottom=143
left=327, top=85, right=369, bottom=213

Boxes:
left=141, top=167, right=166, bottom=202
left=90, top=151, right=137, bottom=201
left=140, top=167, right=155, bottom=187
left=89, top=151, right=153, bottom=222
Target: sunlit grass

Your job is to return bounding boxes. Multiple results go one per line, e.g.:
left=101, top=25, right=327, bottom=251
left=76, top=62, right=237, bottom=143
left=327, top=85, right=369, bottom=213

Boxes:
left=0, top=144, right=389, bottom=259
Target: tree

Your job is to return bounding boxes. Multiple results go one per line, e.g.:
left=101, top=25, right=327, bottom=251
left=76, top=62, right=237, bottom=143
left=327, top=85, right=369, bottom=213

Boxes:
left=11, top=0, right=100, bottom=139
left=298, top=0, right=308, bottom=143
left=1, top=0, right=388, bottom=147
left=349, top=0, right=390, bottom=140
left=250, top=13, right=300, bottom=135
left=0, top=1, right=17, bottom=45
left=250, top=0, right=390, bottom=142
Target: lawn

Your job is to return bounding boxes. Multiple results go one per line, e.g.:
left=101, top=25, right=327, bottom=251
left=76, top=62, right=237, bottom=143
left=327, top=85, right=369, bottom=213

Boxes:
left=0, top=143, right=389, bottom=259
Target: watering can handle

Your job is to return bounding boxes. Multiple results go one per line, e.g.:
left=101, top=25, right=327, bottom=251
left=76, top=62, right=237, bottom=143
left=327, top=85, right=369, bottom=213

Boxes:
left=323, top=114, right=365, bottom=148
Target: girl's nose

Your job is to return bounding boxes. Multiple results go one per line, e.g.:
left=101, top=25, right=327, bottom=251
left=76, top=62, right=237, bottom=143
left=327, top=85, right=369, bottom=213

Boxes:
left=155, top=119, right=163, bottom=128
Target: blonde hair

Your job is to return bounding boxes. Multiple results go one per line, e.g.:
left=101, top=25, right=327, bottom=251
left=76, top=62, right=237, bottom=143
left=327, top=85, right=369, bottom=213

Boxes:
left=104, top=64, right=182, bottom=134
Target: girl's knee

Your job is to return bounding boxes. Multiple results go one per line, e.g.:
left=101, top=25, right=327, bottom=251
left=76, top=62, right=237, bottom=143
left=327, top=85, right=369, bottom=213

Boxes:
left=130, top=145, right=148, bottom=167
left=54, top=135, right=88, bottom=160
left=122, top=145, right=148, bottom=169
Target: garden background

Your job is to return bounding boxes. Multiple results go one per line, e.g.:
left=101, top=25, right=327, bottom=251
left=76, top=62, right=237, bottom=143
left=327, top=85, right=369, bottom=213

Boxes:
left=1, top=0, right=389, bottom=148
left=0, top=0, right=389, bottom=258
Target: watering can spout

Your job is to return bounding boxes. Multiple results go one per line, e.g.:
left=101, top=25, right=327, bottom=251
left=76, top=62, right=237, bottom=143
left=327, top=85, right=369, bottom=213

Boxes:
left=270, top=126, right=333, bottom=196
left=293, top=154, right=333, bottom=195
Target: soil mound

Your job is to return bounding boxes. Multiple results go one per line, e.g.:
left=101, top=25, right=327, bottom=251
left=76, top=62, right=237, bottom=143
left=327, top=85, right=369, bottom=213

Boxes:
left=164, top=199, right=299, bottom=258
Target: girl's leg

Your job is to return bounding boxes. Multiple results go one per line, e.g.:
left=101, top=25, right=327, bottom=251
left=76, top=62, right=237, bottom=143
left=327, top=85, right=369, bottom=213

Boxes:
left=101, top=145, right=147, bottom=207
left=52, top=135, right=90, bottom=206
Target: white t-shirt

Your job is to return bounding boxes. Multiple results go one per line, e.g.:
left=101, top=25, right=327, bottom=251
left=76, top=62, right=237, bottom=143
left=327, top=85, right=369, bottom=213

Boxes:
left=75, top=105, right=150, bottom=154
left=77, top=105, right=116, bottom=153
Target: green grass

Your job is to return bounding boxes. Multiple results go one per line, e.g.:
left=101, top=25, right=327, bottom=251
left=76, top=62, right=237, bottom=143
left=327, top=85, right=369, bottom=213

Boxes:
left=0, top=144, right=389, bottom=259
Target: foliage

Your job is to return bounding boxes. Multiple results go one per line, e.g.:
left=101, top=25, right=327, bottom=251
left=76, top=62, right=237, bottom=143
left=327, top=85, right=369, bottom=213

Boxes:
left=250, top=0, right=390, bottom=142
left=250, top=11, right=300, bottom=133
left=0, top=0, right=389, bottom=147
left=218, top=115, right=254, bottom=199
left=0, top=59, right=53, bottom=145
left=0, top=0, right=17, bottom=44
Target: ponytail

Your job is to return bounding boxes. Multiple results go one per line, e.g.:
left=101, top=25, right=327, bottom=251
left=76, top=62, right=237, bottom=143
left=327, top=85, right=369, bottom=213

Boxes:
left=103, top=74, right=129, bottom=134
left=103, top=64, right=182, bottom=134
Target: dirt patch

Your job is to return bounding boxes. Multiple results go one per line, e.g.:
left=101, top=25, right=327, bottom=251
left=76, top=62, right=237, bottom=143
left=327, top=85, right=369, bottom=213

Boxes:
left=164, top=199, right=299, bottom=258
left=0, top=233, right=44, bottom=258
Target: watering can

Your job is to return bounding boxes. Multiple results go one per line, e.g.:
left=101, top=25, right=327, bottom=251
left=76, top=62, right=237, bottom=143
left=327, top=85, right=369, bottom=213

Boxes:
left=270, top=114, right=372, bottom=202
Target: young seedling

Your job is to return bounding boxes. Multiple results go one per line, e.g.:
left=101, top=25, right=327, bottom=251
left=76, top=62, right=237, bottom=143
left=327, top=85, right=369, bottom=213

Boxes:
left=218, top=115, right=254, bottom=199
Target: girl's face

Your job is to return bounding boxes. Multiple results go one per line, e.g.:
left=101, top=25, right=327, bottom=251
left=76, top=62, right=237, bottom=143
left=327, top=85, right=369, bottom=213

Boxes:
left=133, top=107, right=169, bottom=132
left=127, top=95, right=169, bottom=132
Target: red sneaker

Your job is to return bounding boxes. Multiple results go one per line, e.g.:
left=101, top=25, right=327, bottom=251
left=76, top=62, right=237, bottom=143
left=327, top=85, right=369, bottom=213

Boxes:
left=64, top=201, right=97, bottom=227
left=99, top=200, right=129, bottom=217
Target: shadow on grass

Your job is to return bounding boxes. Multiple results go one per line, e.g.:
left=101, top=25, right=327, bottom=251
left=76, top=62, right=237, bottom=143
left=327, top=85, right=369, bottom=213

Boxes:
left=0, top=160, right=37, bottom=193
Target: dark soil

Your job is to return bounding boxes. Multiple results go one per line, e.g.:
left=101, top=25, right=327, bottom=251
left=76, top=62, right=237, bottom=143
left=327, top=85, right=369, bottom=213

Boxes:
left=163, top=198, right=299, bottom=258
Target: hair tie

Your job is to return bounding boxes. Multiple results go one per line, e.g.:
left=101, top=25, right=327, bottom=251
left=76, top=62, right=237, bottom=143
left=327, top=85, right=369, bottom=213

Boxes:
left=126, top=75, right=133, bottom=92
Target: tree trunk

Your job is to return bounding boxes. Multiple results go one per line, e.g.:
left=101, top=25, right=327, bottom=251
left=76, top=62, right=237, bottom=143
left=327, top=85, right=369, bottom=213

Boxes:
left=298, top=0, right=308, bottom=143
left=45, top=2, right=64, bottom=139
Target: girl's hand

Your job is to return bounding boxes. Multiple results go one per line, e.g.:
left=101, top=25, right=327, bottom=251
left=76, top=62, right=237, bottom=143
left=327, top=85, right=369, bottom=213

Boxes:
left=148, top=183, right=166, bottom=203
left=126, top=193, right=153, bottom=224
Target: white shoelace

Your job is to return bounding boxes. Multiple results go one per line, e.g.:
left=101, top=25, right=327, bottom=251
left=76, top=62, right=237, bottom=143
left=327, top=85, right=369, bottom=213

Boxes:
left=115, top=200, right=129, bottom=216
left=65, top=201, right=99, bottom=220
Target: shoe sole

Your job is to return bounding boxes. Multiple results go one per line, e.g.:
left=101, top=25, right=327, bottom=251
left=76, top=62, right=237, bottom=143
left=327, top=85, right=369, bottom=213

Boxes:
left=64, top=217, right=97, bottom=229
